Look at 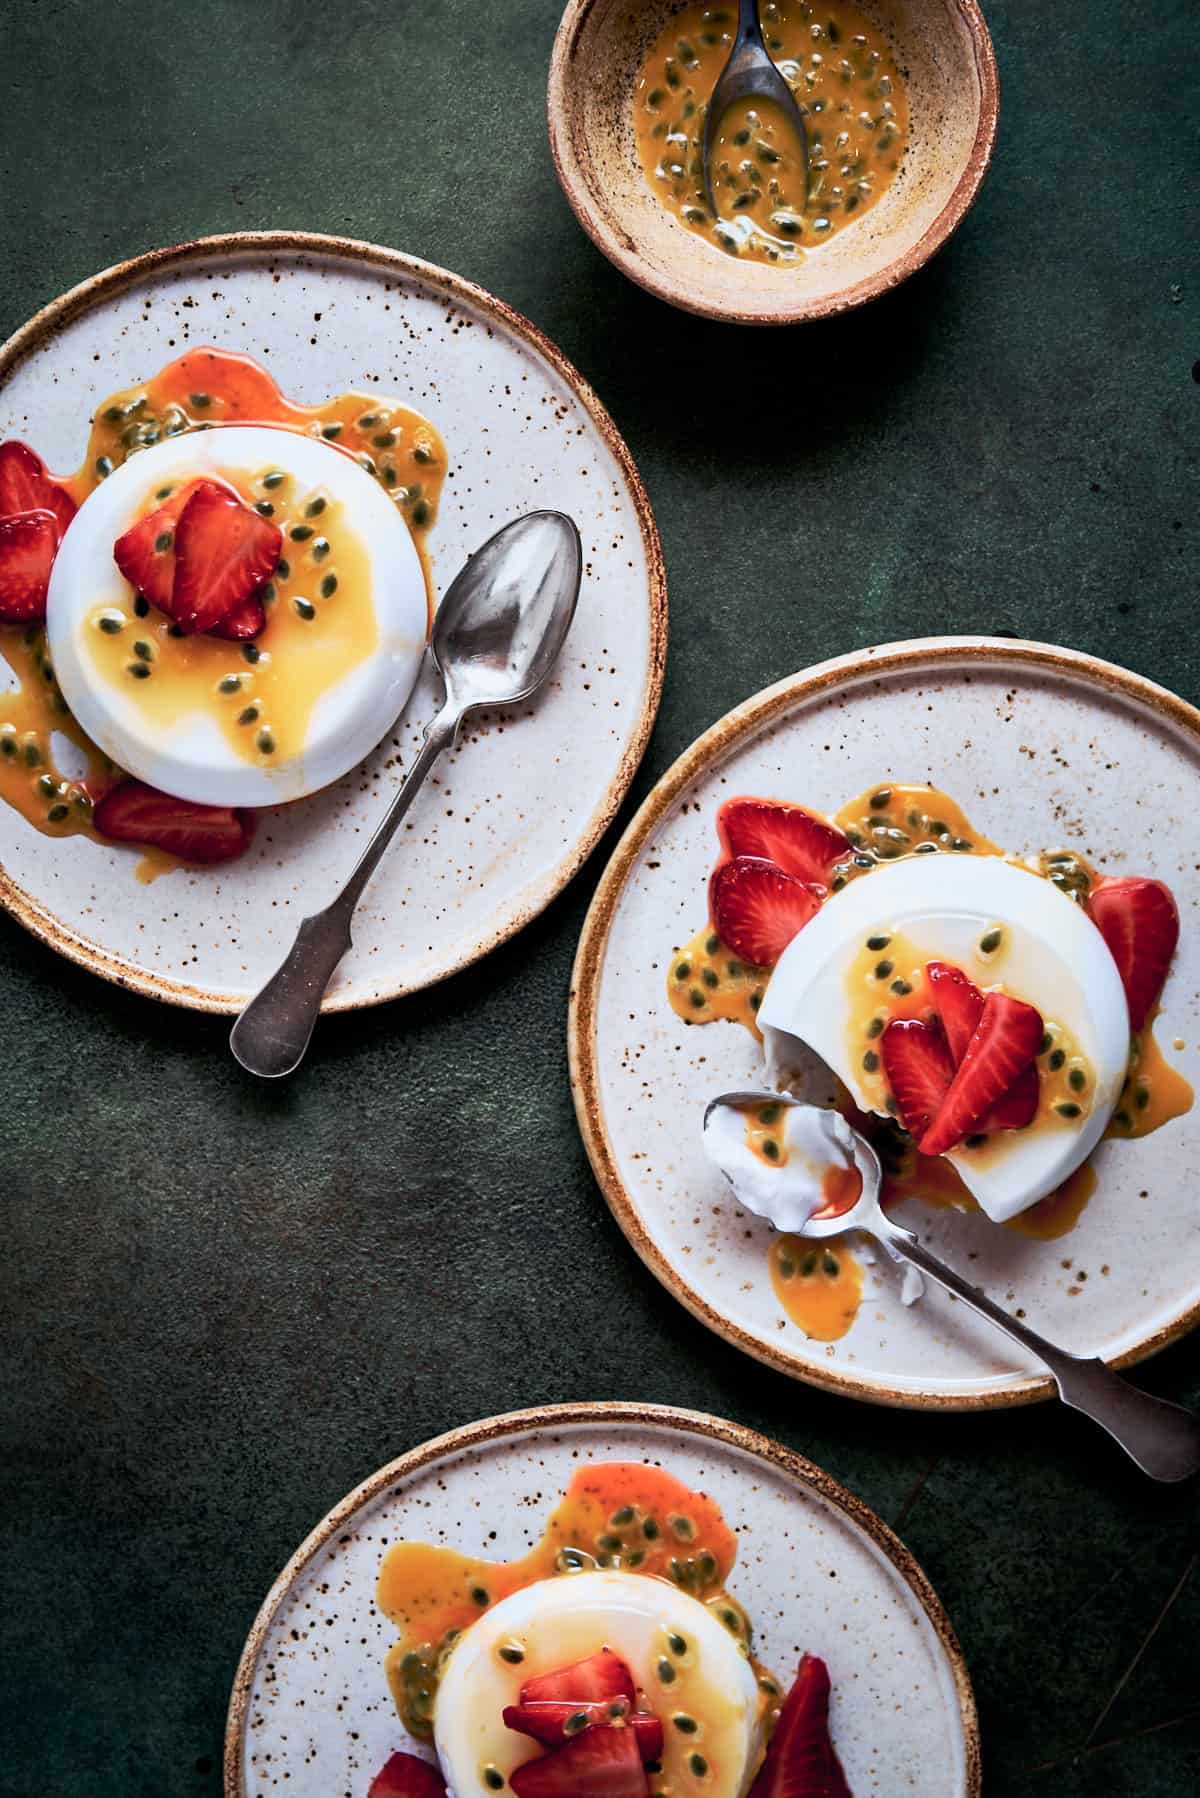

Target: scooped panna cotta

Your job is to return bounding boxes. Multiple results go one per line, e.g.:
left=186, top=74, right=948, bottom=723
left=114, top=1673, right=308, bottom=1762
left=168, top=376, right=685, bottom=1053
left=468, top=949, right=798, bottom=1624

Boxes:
left=665, top=782, right=1191, bottom=1343
left=46, top=424, right=428, bottom=807
left=433, top=1571, right=763, bottom=1798
left=758, top=854, right=1130, bottom=1220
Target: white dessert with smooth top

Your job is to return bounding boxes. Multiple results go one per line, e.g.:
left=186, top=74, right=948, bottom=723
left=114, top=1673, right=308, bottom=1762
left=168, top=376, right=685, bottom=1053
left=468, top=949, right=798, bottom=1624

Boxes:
left=433, top=1570, right=764, bottom=1798
left=759, top=855, right=1130, bottom=1220
left=46, top=425, right=428, bottom=807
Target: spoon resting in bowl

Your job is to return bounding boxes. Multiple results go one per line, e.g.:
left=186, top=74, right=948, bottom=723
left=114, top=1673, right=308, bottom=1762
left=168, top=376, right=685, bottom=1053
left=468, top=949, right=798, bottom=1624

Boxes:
left=703, top=1090, right=1200, bottom=1484
left=701, top=0, right=809, bottom=217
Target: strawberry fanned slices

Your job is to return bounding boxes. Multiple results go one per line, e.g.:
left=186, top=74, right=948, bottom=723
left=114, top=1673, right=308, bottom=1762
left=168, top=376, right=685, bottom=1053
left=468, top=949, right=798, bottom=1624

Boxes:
left=170, top=480, right=281, bottom=633
left=926, top=959, right=1039, bottom=1132
left=113, top=476, right=279, bottom=636
left=717, top=797, right=850, bottom=891
left=747, top=1654, right=853, bottom=1798
left=0, top=440, right=77, bottom=623
left=1086, top=876, right=1179, bottom=1032
left=920, top=990, right=1044, bottom=1158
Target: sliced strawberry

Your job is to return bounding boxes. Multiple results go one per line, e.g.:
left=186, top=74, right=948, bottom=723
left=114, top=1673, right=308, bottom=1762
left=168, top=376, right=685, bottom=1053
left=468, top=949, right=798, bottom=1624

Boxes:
left=170, top=480, right=281, bottom=633
left=0, top=509, right=58, bottom=623
left=367, top=1751, right=447, bottom=1798
left=1087, top=877, right=1179, bottom=1032
left=880, top=1016, right=955, bottom=1140
left=925, top=960, right=982, bottom=1063
left=521, top=1649, right=636, bottom=1707
left=509, top=1722, right=648, bottom=1798
left=920, top=991, right=1044, bottom=1157
left=0, top=440, right=76, bottom=540
left=92, top=780, right=255, bottom=865
left=113, top=479, right=209, bottom=611
left=926, top=960, right=1040, bottom=1132
left=709, top=856, right=821, bottom=967
left=718, top=798, right=850, bottom=890
left=504, top=1703, right=663, bottom=1763
left=210, top=595, right=268, bottom=640
left=747, top=1654, right=852, bottom=1798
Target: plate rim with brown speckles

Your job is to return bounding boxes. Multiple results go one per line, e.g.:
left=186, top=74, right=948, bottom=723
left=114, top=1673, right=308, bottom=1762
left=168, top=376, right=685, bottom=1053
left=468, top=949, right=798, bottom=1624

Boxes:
left=0, top=230, right=668, bottom=1014
left=221, top=1399, right=981, bottom=1798
left=567, top=635, right=1200, bottom=1410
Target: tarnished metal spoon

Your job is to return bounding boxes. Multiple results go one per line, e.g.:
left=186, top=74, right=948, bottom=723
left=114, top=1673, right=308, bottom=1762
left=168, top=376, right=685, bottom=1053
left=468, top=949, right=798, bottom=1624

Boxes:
left=702, top=0, right=809, bottom=216
left=230, top=511, right=581, bottom=1079
left=705, top=1090, right=1200, bottom=1484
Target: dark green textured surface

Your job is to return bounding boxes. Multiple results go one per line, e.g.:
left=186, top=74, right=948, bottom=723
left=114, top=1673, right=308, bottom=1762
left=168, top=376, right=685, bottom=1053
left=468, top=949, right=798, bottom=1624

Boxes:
left=1, top=1, right=1197, bottom=1794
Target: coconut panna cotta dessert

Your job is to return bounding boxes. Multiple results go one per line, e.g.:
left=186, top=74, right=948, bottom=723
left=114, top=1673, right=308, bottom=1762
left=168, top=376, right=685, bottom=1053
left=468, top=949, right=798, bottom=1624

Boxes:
left=667, top=785, right=1192, bottom=1342
left=367, top=1462, right=855, bottom=1798
left=0, top=348, right=443, bottom=868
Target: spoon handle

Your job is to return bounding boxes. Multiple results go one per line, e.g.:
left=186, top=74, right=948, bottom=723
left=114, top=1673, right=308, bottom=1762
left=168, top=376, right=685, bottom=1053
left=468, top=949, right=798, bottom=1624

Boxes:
left=880, top=1224, right=1200, bottom=1482
left=229, top=703, right=460, bottom=1079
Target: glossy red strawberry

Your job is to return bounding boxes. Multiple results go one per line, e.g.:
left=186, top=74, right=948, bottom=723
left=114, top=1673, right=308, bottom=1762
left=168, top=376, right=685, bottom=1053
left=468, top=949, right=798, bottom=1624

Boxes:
left=709, top=856, right=821, bottom=967
left=0, top=440, right=76, bottom=540
left=1087, top=877, right=1179, bottom=1032
left=504, top=1703, right=664, bottom=1763
left=169, top=480, right=281, bottom=633
left=746, top=1654, right=852, bottom=1798
left=880, top=1016, right=955, bottom=1140
left=925, top=960, right=1038, bottom=1131
left=920, top=991, right=1044, bottom=1157
left=509, top=1720, right=649, bottom=1798
left=113, top=479, right=205, bottom=611
left=92, top=780, right=255, bottom=864
left=521, top=1649, right=636, bottom=1707
left=717, top=798, right=850, bottom=890
left=210, top=595, right=268, bottom=640
left=367, top=1751, right=447, bottom=1798
left=0, top=509, right=59, bottom=623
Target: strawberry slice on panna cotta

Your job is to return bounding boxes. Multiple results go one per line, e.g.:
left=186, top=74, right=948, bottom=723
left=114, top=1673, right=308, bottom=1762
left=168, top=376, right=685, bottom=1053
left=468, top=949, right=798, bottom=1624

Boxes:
left=113, top=476, right=280, bottom=636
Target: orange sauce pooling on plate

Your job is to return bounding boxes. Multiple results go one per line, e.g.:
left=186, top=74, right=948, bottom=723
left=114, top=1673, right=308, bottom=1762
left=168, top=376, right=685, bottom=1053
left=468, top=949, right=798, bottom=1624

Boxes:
left=633, top=0, right=909, bottom=264
left=0, top=348, right=445, bottom=863
left=377, top=1462, right=776, bottom=1741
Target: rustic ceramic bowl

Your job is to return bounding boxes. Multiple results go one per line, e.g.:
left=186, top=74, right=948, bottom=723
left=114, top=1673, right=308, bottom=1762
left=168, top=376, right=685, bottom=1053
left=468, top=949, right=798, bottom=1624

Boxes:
left=548, top=0, right=999, bottom=324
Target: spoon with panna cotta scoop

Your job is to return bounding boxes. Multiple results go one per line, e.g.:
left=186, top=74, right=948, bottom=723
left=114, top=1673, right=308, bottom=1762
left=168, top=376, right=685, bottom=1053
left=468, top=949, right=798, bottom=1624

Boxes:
left=704, top=1090, right=1200, bottom=1484
left=701, top=0, right=809, bottom=219
left=230, top=511, right=581, bottom=1080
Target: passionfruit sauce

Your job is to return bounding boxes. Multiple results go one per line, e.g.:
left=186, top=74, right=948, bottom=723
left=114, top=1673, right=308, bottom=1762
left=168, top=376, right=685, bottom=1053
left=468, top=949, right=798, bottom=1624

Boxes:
left=376, top=1462, right=779, bottom=1744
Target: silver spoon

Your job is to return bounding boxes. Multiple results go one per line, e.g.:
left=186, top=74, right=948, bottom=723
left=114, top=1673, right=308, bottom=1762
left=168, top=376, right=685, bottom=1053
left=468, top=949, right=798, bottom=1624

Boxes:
left=704, top=1091, right=1200, bottom=1484
left=229, top=511, right=582, bottom=1079
left=701, top=0, right=809, bottom=217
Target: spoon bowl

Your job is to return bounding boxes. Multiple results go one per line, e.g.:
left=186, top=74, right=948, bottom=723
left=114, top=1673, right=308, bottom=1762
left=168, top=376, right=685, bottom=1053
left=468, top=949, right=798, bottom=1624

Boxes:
left=436, top=510, right=582, bottom=711
left=701, top=0, right=808, bottom=218
left=704, top=1089, right=1200, bottom=1483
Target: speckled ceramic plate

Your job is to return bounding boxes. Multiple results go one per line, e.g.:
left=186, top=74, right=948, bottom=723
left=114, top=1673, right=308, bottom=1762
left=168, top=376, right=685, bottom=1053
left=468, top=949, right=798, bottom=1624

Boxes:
left=224, top=1403, right=979, bottom=1797
left=569, top=638, right=1200, bottom=1409
left=0, top=232, right=666, bottom=1011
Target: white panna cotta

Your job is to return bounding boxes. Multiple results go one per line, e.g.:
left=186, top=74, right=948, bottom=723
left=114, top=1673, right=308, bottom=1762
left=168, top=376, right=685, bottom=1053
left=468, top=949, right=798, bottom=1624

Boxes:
left=433, top=1570, right=764, bottom=1798
left=759, top=855, right=1130, bottom=1220
left=46, top=425, right=428, bottom=807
